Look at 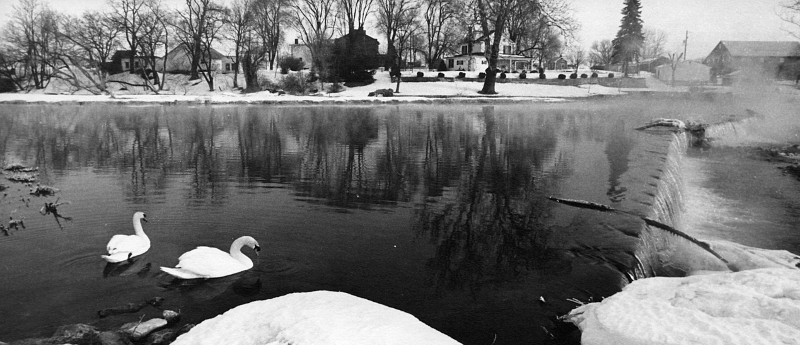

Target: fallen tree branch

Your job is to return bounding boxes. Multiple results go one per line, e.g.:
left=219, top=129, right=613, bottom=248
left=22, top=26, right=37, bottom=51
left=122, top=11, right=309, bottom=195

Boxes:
left=547, top=196, right=732, bottom=268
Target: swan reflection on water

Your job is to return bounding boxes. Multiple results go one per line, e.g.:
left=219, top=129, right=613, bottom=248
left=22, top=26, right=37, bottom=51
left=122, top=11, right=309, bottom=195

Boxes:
left=158, top=271, right=263, bottom=300
left=102, top=256, right=152, bottom=278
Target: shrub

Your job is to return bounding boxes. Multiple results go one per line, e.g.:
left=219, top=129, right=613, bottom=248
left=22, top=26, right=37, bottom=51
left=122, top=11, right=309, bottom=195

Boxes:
left=591, top=72, right=598, bottom=78
left=0, top=77, right=16, bottom=92
left=457, top=72, right=466, bottom=78
left=437, top=72, right=445, bottom=78
left=437, top=60, right=448, bottom=71
left=279, top=56, right=305, bottom=74
left=558, top=74, right=566, bottom=79
left=478, top=72, right=486, bottom=79
left=608, top=73, right=615, bottom=78
left=499, top=72, right=507, bottom=79
left=569, top=73, right=578, bottom=79
left=417, top=71, right=424, bottom=78
left=342, top=70, right=375, bottom=87
left=258, top=74, right=279, bottom=91
left=580, top=73, right=588, bottom=78
left=539, top=73, right=546, bottom=79
left=327, top=82, right=344, bottom=93
left=280, top=73, right=307, bottom=94
left=519, top=72, right=527, bottom=79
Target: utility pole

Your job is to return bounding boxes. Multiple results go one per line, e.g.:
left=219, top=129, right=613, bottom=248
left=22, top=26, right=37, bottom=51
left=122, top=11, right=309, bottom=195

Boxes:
left=683, top=31, right=688, bottom=61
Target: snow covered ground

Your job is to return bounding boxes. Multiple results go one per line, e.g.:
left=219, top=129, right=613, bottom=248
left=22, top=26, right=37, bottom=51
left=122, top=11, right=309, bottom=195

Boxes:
left=564, top=242, right=800, bottom=345
left=0, top=70, right=629, bottom=104
left=172, top=291, right=460, bottom=345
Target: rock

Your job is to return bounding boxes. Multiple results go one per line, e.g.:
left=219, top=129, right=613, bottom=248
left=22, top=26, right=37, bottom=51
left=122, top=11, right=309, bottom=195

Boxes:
left=121, top=318, right=168, bottom=340
left=162, top=310, right=180, bottom=324
left=52, top=324, right=99, bottom=343
left=145, top=329, right=176, bottom=345
left=175, top=324, right=194, bottom=337
left=29, top=185, right=58, bottom=197
left=98, top=331, right=132, bottom=345
left=368, top=88, right=394, bottom=97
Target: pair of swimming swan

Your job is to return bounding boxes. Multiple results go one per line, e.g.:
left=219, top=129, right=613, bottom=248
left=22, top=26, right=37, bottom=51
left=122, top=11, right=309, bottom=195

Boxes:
left=101, top=212, right=261, bottom=279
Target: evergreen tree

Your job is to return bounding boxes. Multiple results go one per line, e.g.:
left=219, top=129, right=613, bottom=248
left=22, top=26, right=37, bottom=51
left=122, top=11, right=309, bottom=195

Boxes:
left=611, top=0, right=644, bottom=76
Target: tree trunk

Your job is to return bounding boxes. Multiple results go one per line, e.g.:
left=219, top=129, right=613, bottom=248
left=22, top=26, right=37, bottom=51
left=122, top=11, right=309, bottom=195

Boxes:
left=480, top=67, right=497, bottom=94
left=233, top=60, right=239, bottom=88
left=479, top=29, right=502, bottom=95
left=190, top=39, right=201, bottom=80
left=242, top=57, right=259, bottom=92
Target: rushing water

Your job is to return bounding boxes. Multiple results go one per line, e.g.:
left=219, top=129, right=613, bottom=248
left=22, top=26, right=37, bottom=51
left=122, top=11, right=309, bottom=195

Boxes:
left=0, top=96, right=796, bottom=344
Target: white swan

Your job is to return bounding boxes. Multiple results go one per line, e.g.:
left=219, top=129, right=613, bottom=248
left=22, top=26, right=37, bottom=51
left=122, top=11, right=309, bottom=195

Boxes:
left=160, top=236, right=261, bottom=279
left=101, top=212, right=149, bottom=263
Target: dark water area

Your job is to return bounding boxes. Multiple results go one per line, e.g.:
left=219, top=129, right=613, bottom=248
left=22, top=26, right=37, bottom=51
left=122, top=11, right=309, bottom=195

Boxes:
left=0, top=97, right=777, bottom=344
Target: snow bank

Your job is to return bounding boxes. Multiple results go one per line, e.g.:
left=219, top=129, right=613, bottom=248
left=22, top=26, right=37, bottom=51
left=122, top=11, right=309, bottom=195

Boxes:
left=565, top=268, right=800, bottom=345
left=172, top=291, right=460, bottom=345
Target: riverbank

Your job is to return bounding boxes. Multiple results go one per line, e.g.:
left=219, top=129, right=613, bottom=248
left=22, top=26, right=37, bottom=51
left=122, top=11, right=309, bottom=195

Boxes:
left=0, top=70, right=672, bottom=105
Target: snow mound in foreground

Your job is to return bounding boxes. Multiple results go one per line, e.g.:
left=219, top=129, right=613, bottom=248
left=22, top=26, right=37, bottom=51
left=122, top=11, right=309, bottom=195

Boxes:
left=565, top=268, right=800, bottom=345
left=172, top=290, right=461, bottom=345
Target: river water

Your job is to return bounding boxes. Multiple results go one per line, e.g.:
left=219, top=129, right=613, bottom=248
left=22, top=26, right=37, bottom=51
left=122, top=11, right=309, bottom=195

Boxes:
left=0, top=95, right=798, bottom=344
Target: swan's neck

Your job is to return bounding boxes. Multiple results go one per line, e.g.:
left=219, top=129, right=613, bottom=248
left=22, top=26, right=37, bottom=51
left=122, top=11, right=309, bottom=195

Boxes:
left=229, top=239, right=253, bottom=268
left=133, top=218, right=148, bottom=239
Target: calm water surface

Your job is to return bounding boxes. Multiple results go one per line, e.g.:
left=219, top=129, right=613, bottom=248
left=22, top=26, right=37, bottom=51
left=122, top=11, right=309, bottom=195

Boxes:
left=0, top=98, right=789, bottom=344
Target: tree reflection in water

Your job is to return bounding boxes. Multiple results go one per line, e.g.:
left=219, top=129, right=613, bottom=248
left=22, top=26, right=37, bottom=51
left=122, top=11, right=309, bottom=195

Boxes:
left=415, top=106, right=570, bottom=295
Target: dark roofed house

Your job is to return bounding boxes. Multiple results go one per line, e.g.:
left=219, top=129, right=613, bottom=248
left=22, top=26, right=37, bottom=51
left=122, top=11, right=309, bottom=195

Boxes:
left=704, top=40, right=800, bottom=80
left=103, top=50, right=150, bottom=74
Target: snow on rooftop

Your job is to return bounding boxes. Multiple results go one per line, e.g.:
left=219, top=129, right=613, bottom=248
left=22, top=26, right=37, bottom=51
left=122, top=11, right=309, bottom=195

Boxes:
left=565, top=267, right=800, bottom=345
left=172, top=291, right=460, bottom=345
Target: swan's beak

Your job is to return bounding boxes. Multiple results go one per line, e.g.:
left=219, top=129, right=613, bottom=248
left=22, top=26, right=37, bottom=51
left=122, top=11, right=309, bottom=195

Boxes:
left=141, top=217, right=148, bottom=223
left=254, top=245, right=261, bottom=255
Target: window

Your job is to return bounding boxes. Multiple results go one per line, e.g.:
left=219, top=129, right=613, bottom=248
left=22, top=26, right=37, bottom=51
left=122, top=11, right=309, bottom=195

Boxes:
left=456, top=60, right=464, bottom=65
left=461, top=45, right=468, bottom=55
left=481, top=60, right=487, bottom=64
left=503, top=45, right=511, bottom=54
left=225, top=63, right=232, bottom=71
left=124, top=61, right=130, bottom=69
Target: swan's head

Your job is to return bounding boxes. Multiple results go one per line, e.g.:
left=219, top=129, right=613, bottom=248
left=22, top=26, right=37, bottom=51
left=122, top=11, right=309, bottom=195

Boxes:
left=134, top=212, right=148, bottom=223
left=239, top=236, right=260, bottom=255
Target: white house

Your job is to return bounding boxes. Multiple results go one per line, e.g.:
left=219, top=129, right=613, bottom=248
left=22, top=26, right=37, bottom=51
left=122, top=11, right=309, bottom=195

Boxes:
left=157, top=43, right=235, bottom=73
left=444, top=36, right=532, bottom=72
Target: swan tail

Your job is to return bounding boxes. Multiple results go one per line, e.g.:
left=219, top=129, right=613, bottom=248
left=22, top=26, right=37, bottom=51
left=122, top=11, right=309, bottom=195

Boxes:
left=160, top=266, right=204, bottom=279
left=102, top=252, right=132, bottom=263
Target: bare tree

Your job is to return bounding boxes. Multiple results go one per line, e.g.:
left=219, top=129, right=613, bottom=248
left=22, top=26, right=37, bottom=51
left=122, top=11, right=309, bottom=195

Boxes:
left=507, top=0, right=576, bottom=63
left=54, top=11, right=122, bottom=94
left=174, top=0, right=226, bottom=82
left=667, top=51, right=683, bottom=87
left=640, top=27, right=667, bottom=60
left=223, top=0, right=252, bottom=89
left=421, top=0, right=461, bottom=69
left=138, top=0, right=172, bottom=90
left=109, top=0, right=147, bottom=73
left=569, top=44, right=584, bottom=73
left=252, top=0, right=286, bottom=71
left=590, top=39, right=613, bottom=67
left=375, top=0, right=419, bottom=70
left=338, top=0, right=373, bottom=33
left=3, top=0, right=59, bottom=90
left=288, top=0, right=338, bottom=79
left=475, top=0, right=529, bottom=94
left=780, top=0, right=800, bottom=39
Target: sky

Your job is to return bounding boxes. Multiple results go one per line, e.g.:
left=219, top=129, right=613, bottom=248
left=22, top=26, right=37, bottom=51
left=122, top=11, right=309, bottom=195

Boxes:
left=0, top=0, right=797, bottom=59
